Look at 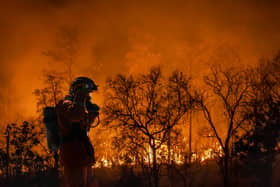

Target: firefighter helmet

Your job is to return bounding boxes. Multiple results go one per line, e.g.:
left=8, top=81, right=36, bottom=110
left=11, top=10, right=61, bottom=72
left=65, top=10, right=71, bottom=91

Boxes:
left=70, top=76, right=98, bottom=95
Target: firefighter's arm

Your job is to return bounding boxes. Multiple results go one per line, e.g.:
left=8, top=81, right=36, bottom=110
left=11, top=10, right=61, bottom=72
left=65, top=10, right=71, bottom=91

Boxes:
left=86, top=102, right=100, bottom=125
left=62, top=89, right=88, bottom=122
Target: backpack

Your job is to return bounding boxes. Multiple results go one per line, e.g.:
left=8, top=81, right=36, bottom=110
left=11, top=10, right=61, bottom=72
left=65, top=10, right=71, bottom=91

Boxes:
left=43, top=106, right=61, bottom=152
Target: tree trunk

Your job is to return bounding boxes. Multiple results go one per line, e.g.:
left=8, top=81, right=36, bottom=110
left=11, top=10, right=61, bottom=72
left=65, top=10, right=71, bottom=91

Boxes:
left=152, top=147, right=159, bottom=187
left=167, top=130, right=173, bottom=187
left=223, top=149, right=230, bottom=187
left=54, top=151, right=59, bottom=169
left=264, top=155, right=273, bottom=187
left=189, top=111, right=192, bottom=165
left=167, top=131, right=171, bottom=165
left=6, top=126, right=10, bottom=179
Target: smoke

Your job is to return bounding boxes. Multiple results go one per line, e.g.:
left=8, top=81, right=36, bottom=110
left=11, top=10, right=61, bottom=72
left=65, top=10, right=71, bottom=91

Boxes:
left=0, top=0, right=280, bottom=121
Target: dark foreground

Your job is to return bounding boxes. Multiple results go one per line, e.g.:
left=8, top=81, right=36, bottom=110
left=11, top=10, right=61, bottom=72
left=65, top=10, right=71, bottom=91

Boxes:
left=1, top=162, right=280, bottom=187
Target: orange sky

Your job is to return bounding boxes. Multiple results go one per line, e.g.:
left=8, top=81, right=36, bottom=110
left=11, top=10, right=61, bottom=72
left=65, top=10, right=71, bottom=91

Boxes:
left=0, top=0, right=280, bottom=123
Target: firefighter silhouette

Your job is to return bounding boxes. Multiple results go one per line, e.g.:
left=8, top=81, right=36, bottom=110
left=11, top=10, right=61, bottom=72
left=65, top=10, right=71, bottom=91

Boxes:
left=56, top=76, right=100, bottom=187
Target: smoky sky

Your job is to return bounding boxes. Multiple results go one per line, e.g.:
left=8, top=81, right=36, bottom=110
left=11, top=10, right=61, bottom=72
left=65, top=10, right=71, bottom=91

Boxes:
left=0, top=0, right=280, bottom=121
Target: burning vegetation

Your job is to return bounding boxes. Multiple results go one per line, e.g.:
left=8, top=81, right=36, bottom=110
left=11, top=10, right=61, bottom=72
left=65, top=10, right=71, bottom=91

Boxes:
left=1, top=52, right=280, bottom=187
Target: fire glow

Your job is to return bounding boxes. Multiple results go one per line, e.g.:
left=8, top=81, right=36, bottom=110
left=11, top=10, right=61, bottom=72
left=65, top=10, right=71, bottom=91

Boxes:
left=93, top=145, right=224, bottom=168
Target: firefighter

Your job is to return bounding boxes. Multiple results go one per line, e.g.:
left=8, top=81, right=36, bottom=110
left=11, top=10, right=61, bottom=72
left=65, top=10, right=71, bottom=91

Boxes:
left=56, top=77, right=99, bottom=187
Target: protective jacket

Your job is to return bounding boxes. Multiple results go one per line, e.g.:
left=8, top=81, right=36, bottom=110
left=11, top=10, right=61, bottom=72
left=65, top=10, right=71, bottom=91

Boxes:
left=56, top=96, right=97, bottom=168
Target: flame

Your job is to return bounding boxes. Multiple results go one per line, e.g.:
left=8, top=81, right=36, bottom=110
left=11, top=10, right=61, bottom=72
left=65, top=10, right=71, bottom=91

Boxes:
left=201, top=148, right=213, bottom=162
left=92, top=143, right=224, bottom=168
left=92, top=157, right=112, bottom=168
left=200, top=146, right=223, bottom=162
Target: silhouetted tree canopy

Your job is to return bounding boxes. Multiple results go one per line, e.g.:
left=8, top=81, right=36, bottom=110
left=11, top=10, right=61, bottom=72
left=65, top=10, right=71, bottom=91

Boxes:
left=234, top=52, right=280, bottom=187
left=104, top=67, right=197, bottom=187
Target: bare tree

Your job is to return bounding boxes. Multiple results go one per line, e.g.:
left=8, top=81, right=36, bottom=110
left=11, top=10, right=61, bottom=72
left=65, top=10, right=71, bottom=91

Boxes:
left=43, top=27, right=79, bottom=83
left=104, top=67, right=196, bottom=187
left=33, top=71, right=65, bottom=170
left=198, top=65, right=250, bottom=187
left=33, top=71, right=65, bottom=112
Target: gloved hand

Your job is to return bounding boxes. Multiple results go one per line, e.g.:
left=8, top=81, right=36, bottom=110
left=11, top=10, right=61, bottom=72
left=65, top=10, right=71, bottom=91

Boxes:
left=86, top=102, right=100, bottom=113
